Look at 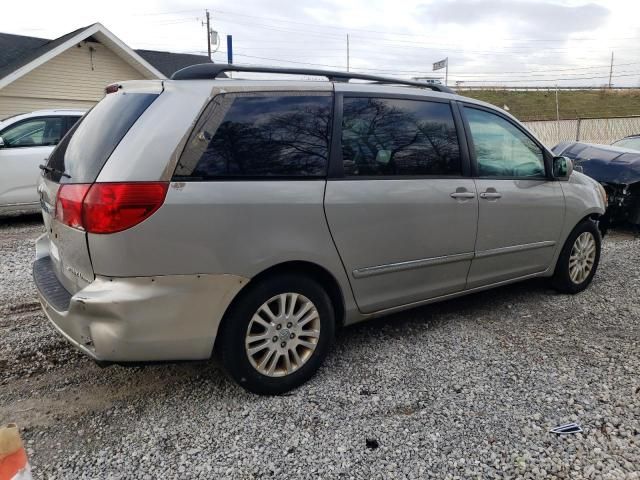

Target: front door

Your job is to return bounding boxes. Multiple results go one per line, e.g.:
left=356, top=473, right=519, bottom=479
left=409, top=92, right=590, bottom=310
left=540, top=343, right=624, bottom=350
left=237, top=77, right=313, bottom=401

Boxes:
left=0, top=116, right=64, bottom=207
left=462, top=106, right=565, bottom=288
left=325, top=95, right=478, bottom=313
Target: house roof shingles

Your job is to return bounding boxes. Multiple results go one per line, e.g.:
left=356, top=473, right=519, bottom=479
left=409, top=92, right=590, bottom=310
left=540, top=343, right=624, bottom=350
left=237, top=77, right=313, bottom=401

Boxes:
left=134, top=49, right=211, bottom=78
left=0, top=26, right=211, bottom=81
left=0, top=26, right=93, bottom=80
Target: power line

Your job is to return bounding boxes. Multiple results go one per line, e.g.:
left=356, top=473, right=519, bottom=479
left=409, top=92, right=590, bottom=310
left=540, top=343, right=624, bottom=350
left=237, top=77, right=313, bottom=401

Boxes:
left=215, top=43, right=630, bottom=67
left=170, top=43, right=626, bottom=70
left=178, top=47, right=634, bottom=78
left=214, top=17, right=640, bottom=53
left=210, top=50, right=638, bottom=77
left=212, top=24, right=640, bottom=65
left=200, top=29, right=640, bottom=60
left=459, top=72, right=640, bottom=83
left=210, top=51, right=640, bottom=75
left=132, top=9, right=201, bottom=17
left=150, top=17, right=200, bottom=26
left=154, top=7, right=640, bottom=45
left=121, top=9, right=640, bottom=85
left=133, top=38, right=638, bottom=80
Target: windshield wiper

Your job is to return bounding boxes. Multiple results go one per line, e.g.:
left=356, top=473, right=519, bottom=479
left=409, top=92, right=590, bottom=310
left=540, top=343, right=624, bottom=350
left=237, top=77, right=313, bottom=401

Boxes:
left=39, top=164, right=71, bottom=179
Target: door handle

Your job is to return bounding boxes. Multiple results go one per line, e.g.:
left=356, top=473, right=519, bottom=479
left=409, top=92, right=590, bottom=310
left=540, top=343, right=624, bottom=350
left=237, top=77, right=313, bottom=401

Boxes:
left=450, top=191, right=476, bottom=199
left=480, top=191, right=502, bottom=199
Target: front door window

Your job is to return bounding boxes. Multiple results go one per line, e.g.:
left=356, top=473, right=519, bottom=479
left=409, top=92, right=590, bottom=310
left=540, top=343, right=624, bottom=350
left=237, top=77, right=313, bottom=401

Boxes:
left=464, top=107, right=545, bottom=178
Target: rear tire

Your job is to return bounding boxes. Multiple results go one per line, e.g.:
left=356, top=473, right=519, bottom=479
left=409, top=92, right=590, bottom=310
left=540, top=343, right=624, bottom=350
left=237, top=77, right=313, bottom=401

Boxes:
left=216, top=273, right=335, bottom=395
left=551, top=219, right=601, bottom=294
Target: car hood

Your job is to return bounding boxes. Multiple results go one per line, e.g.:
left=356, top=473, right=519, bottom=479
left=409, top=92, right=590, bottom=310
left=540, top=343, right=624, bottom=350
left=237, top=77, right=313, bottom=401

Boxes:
left=552, top=141, right=640, bottom=185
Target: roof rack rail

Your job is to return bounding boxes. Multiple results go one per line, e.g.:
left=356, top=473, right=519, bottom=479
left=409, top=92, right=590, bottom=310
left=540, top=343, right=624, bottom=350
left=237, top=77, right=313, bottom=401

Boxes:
left=170, top=63, right=455, bottom=94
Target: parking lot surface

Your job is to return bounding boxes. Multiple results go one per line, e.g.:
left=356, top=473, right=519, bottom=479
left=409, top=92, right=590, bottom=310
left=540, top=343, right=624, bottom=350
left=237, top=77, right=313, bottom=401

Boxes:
left=1, top=214, right=638, bottom=479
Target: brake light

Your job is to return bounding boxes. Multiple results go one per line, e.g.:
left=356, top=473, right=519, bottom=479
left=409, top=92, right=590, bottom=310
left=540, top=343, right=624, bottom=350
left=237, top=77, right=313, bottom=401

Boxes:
left=56, top=184, right=90, bottom=229
left=105, top=84, right=121, bottom=94
left=83, top=182, right=169, bottom=234
left=55, top=182, right=168, bottom=234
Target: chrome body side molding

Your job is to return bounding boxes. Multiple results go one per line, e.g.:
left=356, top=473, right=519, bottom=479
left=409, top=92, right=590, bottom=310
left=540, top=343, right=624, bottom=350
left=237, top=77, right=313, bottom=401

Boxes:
left=352, top=241, right=556, bottom=279
left=353, top=252, right=474, bottom=279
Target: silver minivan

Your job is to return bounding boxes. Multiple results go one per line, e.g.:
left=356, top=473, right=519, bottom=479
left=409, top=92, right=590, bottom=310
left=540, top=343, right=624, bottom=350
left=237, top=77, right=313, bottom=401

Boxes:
left=33, top=65, right=607, bottom=394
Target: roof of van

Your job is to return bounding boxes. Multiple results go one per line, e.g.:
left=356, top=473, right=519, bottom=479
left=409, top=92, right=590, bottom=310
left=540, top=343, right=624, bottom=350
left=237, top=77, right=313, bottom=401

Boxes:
left=164, top=77, right=499, bottom=112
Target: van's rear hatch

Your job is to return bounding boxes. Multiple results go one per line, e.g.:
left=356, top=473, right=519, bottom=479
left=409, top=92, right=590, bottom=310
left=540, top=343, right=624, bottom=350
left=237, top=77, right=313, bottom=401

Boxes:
left=37, top=81, right=162, bottom=297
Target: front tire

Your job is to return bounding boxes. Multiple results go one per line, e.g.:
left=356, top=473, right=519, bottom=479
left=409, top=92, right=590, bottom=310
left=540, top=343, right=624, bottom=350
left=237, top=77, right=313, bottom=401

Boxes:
left=551, top=219, right=601, bottom=294
left=216, top=274, right=335, bottom=395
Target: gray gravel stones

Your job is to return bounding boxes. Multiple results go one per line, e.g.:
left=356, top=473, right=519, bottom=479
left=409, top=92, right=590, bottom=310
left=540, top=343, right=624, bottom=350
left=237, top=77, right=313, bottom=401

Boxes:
left=1, top=216, right=638, bottom=479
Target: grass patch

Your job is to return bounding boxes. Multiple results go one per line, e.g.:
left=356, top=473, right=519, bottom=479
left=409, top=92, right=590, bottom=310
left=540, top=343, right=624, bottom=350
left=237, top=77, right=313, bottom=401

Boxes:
left=458, top=89, right=640, bottom=121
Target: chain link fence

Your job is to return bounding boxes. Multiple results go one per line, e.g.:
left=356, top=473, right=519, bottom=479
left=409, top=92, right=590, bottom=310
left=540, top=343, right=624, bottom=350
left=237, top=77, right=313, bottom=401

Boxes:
left=522, top=116, right=640, bottom=148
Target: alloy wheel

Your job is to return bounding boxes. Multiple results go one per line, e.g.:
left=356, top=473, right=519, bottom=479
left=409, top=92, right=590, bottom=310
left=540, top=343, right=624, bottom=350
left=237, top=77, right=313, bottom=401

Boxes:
left=245, top=293, right=321, bottom=377
left=569, top=231, right=596, bottom=284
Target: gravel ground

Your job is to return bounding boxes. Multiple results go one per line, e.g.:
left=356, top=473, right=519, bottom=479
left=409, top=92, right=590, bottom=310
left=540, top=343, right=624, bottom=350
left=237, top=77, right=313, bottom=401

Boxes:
left=1, top=214, right=638, bottom=479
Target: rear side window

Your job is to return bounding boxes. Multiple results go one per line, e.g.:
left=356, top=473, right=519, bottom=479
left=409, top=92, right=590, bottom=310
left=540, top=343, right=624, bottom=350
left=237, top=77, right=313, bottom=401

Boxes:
left=341, top=97, right=461, bottom=177
left=175, top=94, right=332, bottom=179
left=46, top=93, right=158, bottom=183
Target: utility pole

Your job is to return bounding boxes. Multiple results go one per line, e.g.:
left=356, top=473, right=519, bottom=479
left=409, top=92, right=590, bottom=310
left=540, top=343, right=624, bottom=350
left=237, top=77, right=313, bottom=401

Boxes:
left=346, top=34, right=350, bottom=72
left=445, top=57, right=448, bottom=86
left=608, top=51, right=614, bottom=88
left=555, top=85, right=560, bottom=142
left=204, top=9, right=212, bottom=61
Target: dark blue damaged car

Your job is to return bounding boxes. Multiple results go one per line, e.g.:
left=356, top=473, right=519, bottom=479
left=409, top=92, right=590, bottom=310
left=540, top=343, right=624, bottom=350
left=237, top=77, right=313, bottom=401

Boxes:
left=553, top=136, right=640, bottom=228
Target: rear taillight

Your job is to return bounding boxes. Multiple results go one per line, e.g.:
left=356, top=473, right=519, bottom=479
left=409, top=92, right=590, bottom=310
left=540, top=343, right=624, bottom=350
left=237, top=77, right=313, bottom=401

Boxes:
left=56, top=184, right=90, bottom=229
left=55, top=182, right=168, bottom=234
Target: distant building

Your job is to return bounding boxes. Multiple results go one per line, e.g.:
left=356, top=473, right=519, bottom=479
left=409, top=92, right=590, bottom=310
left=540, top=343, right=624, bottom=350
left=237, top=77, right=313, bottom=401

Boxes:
left=0, top=23, right=211, bottom=118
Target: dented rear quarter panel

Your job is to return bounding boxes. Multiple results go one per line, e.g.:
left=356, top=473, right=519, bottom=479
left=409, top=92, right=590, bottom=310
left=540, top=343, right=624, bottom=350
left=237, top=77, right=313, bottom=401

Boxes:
left=87, top=180, right=359, bottom=322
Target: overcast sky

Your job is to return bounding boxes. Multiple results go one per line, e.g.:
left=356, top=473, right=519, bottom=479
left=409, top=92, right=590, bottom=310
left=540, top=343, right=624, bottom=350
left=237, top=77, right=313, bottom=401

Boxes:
left=1, top=0, right=639, bottom=87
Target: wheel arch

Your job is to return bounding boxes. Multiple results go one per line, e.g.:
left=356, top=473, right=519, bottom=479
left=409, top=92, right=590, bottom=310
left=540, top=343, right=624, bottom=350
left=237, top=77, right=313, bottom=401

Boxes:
left=562, top=208, right=603, bottom=240
left=550, top=213, right=601, bottom=293
left=547, top=209, right=603, bottom=279
left=219, top=261, right=347, bottom=336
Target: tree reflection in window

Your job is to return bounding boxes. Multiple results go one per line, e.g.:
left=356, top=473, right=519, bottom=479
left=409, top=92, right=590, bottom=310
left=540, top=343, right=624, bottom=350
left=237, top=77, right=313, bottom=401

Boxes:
left=178, top=95, right=332, bottom=178
left=341, top=98, right=461, bottom=176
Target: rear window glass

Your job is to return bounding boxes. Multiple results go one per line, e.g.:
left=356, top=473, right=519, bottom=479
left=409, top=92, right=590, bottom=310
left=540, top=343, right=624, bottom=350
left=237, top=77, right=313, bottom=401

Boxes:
left=46, top=93, right=158, bottom=183
left=174, top=94, right=332, bottom=179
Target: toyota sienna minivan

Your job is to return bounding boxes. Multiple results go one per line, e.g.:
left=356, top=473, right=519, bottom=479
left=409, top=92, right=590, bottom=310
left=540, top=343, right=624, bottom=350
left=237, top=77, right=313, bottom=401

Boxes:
left=33, top=64, right=607, bottom=394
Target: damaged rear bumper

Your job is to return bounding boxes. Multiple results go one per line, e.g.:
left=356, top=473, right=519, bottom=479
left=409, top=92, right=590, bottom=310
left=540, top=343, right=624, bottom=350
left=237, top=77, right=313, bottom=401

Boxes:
left=33, top=234, right=249, bottom=362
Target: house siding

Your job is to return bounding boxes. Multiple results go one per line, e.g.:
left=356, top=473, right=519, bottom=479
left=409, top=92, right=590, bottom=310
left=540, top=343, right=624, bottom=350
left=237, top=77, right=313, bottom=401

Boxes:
left=0, top=41, right=149, bottom=117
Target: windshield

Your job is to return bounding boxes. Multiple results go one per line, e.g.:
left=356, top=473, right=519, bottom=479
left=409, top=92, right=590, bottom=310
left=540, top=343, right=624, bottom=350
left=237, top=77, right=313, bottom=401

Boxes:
left=611, top=137, right=640, bottom=152
left=45, top=92, right=158, bottom=183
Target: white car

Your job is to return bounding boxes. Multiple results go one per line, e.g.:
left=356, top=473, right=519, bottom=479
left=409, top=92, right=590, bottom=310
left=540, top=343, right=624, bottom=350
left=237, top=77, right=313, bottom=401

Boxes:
left=0, top=109, right=84, bottom=214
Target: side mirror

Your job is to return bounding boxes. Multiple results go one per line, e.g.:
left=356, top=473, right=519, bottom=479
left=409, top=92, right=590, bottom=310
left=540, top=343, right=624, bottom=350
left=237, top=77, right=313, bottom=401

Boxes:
left=553, top=156, right=573, bottom=179
left=0, top=137, right=4, bottom=148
